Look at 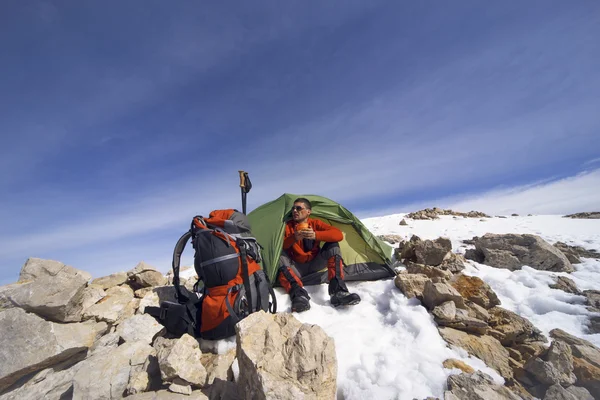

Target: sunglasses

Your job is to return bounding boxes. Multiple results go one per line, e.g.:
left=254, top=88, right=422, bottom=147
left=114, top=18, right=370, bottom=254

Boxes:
left=291, top=206, right=306, bottom=212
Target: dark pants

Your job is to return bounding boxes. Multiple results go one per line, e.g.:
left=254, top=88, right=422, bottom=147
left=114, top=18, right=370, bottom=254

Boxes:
left=277, top=242, right=347, bottom=295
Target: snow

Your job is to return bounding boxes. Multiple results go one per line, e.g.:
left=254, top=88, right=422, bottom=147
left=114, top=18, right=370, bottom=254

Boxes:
left=195, top=214, right=600, bottom=399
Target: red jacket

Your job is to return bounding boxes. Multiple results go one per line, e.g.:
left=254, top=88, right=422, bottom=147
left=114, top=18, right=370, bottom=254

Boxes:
left=283, top=218, right=343, bottom=264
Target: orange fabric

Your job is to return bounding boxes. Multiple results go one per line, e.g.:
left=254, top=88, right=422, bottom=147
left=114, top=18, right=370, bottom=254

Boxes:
left=327, top=256, right=344, bottom=280
left=200, top=258, right=261, bottom=333
left=283, top=218, right=343, bottom=264
left=205, top=209, right=237, bottom=228
left=277, top=267, right=303, bottom=293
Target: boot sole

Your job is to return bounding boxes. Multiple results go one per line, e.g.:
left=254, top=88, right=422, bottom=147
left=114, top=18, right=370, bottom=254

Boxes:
left=331, top=298, right=361, bottom=307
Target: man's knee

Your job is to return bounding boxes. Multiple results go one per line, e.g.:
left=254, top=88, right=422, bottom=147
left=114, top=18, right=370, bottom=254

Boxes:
left=320, top=242, right=341, bottom=259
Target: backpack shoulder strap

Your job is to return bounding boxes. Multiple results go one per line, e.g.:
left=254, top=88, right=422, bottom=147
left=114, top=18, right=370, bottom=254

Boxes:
left=172, top=230, right=193, bottom=303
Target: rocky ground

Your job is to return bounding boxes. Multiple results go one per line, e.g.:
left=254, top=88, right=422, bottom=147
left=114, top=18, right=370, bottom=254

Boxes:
left=0, top=259, right=335, bottom=400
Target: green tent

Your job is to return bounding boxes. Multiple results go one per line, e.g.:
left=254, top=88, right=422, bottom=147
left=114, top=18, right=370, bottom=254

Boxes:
left=247, top=193, right=396, bottom=285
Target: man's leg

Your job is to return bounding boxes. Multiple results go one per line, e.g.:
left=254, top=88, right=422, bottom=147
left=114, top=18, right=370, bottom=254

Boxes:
left=320, top=243, right=361, bottom=307
left=277, top=253, right=311, bottom=312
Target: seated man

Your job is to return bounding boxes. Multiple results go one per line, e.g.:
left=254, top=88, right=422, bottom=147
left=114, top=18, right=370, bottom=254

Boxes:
left=277, top=198, right=361, bottom=312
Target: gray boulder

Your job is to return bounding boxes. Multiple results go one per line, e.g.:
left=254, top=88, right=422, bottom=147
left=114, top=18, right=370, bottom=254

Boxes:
left=0, top=357, right=84, bottom=400
left=422, top=281, right=466, bottom=310
left=438, top=327, right=513, bottom=379
left=524, top=340, right=576, bottom=386
left=0, top=308, right=107, bottom=391
left=156, top=334, right=207, bottom=387
left=236, top=311, right=337, bottom=400
left=464, top=234, right=574, bottom=272
left=414, top=237, right=452, bottom=266
left=544, top=384, right=594, bottom=400
left=72, top=341, right=155, bottom=400
left=444, top=371, right=521, bottom=399
left=394, top=273, right=431, bottom=300
left=488, top=307, right=547, bottom=346
left=91, top=272, right=128, bottom=290
left=82, top=285, right=135, bottom=324
left=128, top=262, right=167, bottom=289
left=549, top=276, right=581, bottom=295
left=563, top=212, right=600, bottom=219
left=1, top=258, right=91, bottom=322
left=116, top=314, right=165, bottom=344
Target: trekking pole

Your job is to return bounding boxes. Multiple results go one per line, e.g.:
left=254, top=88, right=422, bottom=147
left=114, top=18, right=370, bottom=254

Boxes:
left=238, top=170, right=252, bottom=214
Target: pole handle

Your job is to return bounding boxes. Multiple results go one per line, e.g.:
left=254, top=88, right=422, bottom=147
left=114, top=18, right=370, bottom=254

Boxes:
left=239, top=170, right=246, bottom=188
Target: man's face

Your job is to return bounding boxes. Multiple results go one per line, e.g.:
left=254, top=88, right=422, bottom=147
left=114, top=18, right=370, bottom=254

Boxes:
left=291, top=202, right=311, bottom=222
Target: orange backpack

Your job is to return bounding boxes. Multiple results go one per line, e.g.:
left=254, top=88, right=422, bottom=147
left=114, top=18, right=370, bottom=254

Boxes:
left=170, top=209, right=277, bottom=340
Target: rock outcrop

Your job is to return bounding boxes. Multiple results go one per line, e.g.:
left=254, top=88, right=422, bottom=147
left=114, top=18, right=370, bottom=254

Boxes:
left=236, top=311, right=337, bottom=400
left=444, top=371, right=521, bottom=400
left=0, top=308, right=107, bottom=391
left=406, top=207, right=491, bottom=220
left=464, top=234, right=574, bottom=272
left=553, top=242, right=600, bottom=264
left=563, top=212, right=600, bottom=219
left=0, top=258, right=91, bottom=322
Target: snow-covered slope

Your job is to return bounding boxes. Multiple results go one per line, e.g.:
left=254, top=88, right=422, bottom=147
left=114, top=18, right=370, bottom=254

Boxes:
left=271, top=214, right=600, bottom=400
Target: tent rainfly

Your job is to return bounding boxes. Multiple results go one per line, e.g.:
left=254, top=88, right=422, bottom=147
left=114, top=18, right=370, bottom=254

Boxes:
left=247, top=193, right=395, bottom=285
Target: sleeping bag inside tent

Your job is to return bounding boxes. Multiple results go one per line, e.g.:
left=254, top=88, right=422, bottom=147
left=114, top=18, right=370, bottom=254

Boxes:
left=247, top=193, right=395, bottom=286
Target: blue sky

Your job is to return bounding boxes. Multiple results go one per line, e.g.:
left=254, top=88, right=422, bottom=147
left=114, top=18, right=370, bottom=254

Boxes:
left=1, top=1, right=599, bottom=284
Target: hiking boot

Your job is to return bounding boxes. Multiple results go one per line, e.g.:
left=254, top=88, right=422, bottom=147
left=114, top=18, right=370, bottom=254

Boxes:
left=330, top=290, right=361, bottom=307
left=290, top=287, right=311, bottom=313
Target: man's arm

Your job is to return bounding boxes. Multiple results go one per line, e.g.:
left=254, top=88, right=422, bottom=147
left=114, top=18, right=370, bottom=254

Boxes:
left=283, top=223, right=297, bottom=249
left=312, top=219, right=343, bottom=242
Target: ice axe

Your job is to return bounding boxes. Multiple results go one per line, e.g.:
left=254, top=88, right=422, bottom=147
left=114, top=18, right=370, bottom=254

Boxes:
left=238, top=170, right=252, bottom=214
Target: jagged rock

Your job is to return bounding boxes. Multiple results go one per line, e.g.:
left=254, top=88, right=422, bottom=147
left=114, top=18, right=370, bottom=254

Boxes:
left=572, top=357, right=600, bottom=398
left=583, top=290, right=600, bottom=311
left=464, top=234, right=574, bottom=272
left=0, top=258, right=91, bottom=322
left=444, top=371, right=520, bottom=399
left=422, top=281, right=465, bottom=310
left=127, top=354, right=161, bottom=396
left=488, top=307, right=546, bottom=346
left=0, top=356, right=85, bottom=400
left=432, top=301, right=456, bottom=321
left=236, top=311, right=337, bottom=400
left=128, top=262, right=167, bottom=290
left=395, top=235, right=421, bottom=261
left=514, top=342, right=548, bottom=364
left=405, top=262, right=452, bottom=280
left=117, top=314, right=165, bottom=344
left=91, top=272, right=128, bottom=290
left=443, top=359, right=475, bottom=373
left=438, top=253, right=467, bottom=273
left=168, top=378, right=192, bottom=395
left=563, top=212, right=600, bottom=219
left=82, top=285, right=135, bottom=324
left=394, top=273, right=431, bottom=300
left=554, top=331, right=594, bottom=356
left=378, top=234, right=404, bottom=245
left=201, top=348, right=236, bottom=386
left=414, top=238, right=452, bottom=266
left=465, top=301, right=490, bottom=322
left=450, top=274, right=500, bottom=309
left=80, top=284, right=106, bottom=312
left=543, top=384, right=588, bottom=400
left=549, top=276, right=581, bottom=295
left=565, top=385, right=595, bottom=400
left=203, top=379, right=241, bottom=400
left=88, top=331, right=120, bottom=357
left=437, top=310, right=489, bottom=335
left=126, top=390, right=209, bottom=399
left=72, top=341, right=155, bottom=400
left=407, top=208, right=490, bottom=220
left=156, top=334, right=207, bottom=387
left=586, top=315, right=600, bottom=334
left=399, top=219, right=408, bottom=226
left=438, top=327, right=513, bottom=379
left=524, top=341, right=576, bottom=386
left=0, top=308, right=107, bottom=391
left=137, top=286, right=177, bottom=315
